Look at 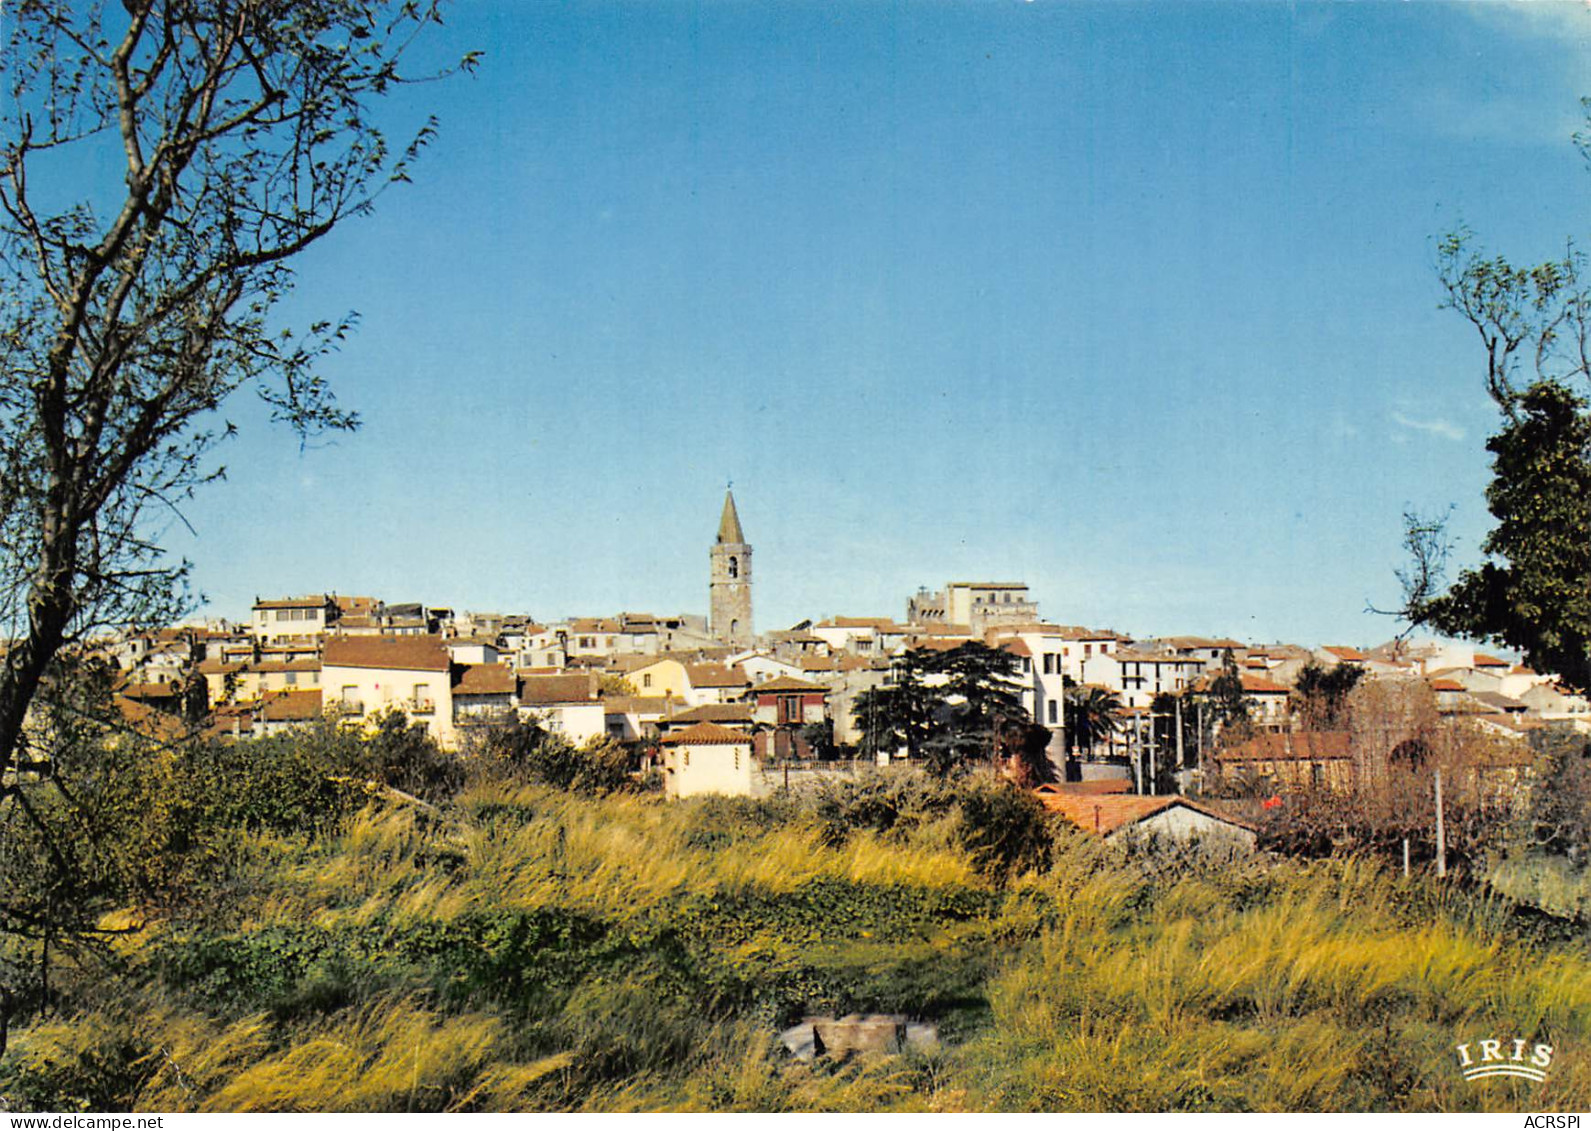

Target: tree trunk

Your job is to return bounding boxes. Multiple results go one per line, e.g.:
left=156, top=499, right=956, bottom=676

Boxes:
left=0, top=557, right=79, bottom=773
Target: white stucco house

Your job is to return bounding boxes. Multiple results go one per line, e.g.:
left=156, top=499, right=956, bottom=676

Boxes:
left=322, top=634, right=455, bottom=747
left=659, top=721, right=756, bottom=799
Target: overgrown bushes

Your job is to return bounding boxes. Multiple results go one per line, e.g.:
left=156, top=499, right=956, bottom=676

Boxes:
left=809, top=771, right=1055, bottom=883
left=463, top=720, right=637, bottom=796
left=6, top=725, right=1591, bottom=1113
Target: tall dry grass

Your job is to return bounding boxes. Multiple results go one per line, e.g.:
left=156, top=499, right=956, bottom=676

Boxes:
left=5, top=774, right=1590, bottom=1113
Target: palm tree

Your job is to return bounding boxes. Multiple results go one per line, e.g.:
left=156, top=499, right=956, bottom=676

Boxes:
left=1066, top=684, right=1125, bottom=761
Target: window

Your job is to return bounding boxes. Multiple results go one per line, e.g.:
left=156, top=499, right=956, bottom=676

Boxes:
left=1048, top=700, right=1058, bottom=724
left=1084, top=644, right=1092, bottom=658
left=1043, top=654, right=1054, bottom=675
left=734, top=749, right=741, bottom=770
left=728, top=556, right=739, bottom=579
left=285, top=671, right=297, bottom=685
left=643, top=673, right=652, bottom=689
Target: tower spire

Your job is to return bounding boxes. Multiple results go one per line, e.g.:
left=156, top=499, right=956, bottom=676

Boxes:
left=709, top=490, right=753, bottom=646
left=717, top=488, right=745, bottom=545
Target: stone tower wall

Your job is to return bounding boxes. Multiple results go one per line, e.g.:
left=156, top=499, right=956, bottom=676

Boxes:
left=710, top=542, right=753, bottom=646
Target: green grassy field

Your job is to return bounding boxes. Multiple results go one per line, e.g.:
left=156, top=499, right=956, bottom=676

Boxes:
left=2, top=743, right=1588, bottom=1112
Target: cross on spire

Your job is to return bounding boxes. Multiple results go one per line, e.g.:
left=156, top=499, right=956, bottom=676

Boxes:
left=716, top=488, right=745, bottom=544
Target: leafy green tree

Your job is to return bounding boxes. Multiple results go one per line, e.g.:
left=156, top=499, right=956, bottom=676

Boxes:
left=1291, top=662, right=1365, bottom=730
left=1065, top=684, right=1124, bottom=759
left=854, top=653, right=937, bottom=762
left=1522, top=726, right=1591, bottom=865
left=855, top=643, right=1028, bottom=775
left=598, top=674, right=638, bottom=697
left=924, top=642, right=1029, bottom=776
left=1149, top=690, right=1204, bottom=771
left=799, top=719, right=837, bottom=761
left=1389, top=115, right=1591, bottom=690
left=954, top=780, right=1054, bottom=883
left=1207, top=651, right=1252, bottom=744
left=359, top=708, right=463, bottom=803
left=1004, top=721, right=1060, bottom=787
left=465, top=718, right=634, bottom=796
left=0, top=3, right=470, bottom=1044
left=0, top=0, right=472, bottom=786
left=1414, top=381, right=1591, bottom=691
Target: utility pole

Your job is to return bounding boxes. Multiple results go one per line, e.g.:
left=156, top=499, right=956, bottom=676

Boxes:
left=1175, top=695, right=1185, bottom=792
left=1147, top=709, right=1157, bottom=794
left=1434, top=768, right=1447, bottom=878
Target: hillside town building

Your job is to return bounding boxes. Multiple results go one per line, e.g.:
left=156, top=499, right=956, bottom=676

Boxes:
left=76, top=491, right=1579, bottom=814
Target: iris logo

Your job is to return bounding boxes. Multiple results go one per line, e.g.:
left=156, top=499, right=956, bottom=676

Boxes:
left=1454, top=1038, right=1554, bottom=1083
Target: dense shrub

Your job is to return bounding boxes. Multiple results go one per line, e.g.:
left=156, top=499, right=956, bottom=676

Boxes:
left=809, top=771, right=957, bottom=847
left=466, top=721, right=636, bottom=796
left=810, top=772, right=1053, bottom=883
left=357, top=710, right=465, bottom=803
left=953, top=780, right=1054, bottom=882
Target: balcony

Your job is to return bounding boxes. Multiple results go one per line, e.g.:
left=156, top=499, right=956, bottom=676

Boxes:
left=410, top=697, right=435, bottom=714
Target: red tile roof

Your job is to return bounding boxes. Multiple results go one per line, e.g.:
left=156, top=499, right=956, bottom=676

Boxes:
left=1322, top=646, right=1366, bottom=662
left=196, top=658, right=246, bottom=675
left=1034, top=780, right=1132, bottom=796
left=1113, top=650, right=1201, bottom=665
left=1191, top=672, right=1289, bottom=695
left=323, top=635, right=449, bottom=672
left=1215, top=731, right=1352, bottom=763
left=667, top=703, right=754, bottom=725
left=1035, top=792, right=1253, bottom=836
left=114, top=695, right=190, bottom=742
left=800, top=655, right=878, bottom=673
left=686, top=662, right=750, bottom=688
left=660, top=721, right=753, bottom=746
left=518, top=672, right=599, bottom=705
left=753, top=675, right=830, bottom=694
left=261, top=689, right=324, bottom=721
left=453, top=662, right=516, bottom=696
left=249, top=659, right=321, bottom=673
left=120, top=681, right=180, bottom=700
left=602, top=695, right=683, bottom=714
left=823, top=616, right=907, bottom=632
left=1474, top=653, right=1510, bottom=668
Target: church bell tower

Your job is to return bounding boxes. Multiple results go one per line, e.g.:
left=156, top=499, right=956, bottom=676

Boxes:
left=710, top=489, right=753, bottom=647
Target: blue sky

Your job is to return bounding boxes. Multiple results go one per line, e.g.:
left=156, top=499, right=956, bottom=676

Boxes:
left=172, top=1, right=1591, bottom=646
